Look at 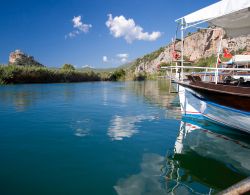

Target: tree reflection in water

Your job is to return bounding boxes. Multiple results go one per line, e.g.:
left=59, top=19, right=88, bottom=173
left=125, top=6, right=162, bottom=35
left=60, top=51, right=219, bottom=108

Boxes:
left=0, top=87, right=38, bottom=112
left=0, top=84, right=79, bottom=112
left=126, top=80, right=181, bottom=120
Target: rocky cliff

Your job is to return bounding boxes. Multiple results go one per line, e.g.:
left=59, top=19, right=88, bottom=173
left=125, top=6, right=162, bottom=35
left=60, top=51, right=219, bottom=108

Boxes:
left=134, top=28, right=250, bottom=74
left=9, top=50, right=44, bottom=67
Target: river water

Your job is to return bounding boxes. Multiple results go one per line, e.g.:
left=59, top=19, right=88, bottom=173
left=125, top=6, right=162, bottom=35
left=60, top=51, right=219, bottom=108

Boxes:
left=0, top=80, right=249, bottom=194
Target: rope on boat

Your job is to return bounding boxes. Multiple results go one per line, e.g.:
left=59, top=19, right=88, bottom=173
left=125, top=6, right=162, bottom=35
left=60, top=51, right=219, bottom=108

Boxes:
left=218, top=177, right=250, bottom=195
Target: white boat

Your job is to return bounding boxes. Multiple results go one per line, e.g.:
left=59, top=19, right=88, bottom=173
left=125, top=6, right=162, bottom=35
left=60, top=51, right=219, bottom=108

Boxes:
left=163, top=0, right=250, bottom=133
left=178, top=83, right=250, bottom=133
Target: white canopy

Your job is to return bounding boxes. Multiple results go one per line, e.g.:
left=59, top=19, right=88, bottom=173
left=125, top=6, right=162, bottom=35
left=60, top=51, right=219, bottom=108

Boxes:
left=233, top=55, right=250, bottom=64
left=180, top=0, right=250, bottom=37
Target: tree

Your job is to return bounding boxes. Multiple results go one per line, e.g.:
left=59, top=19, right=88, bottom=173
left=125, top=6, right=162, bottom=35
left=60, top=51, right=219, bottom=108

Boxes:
left=12, top=56, right=44, bottom=67
left=109, top=69, right=126, bottom=81
left=62, top=64, right=75, bottom=70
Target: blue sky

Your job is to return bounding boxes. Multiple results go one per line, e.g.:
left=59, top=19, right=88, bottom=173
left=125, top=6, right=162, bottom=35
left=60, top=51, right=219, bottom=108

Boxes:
left=0, top=0, right=218, bottom=68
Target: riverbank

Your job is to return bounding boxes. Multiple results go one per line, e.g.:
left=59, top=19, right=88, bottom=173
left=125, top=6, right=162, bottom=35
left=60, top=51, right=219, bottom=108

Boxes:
left=0, top=65, right=126, bottom=84
left=0, top=65, right=164, bottom=84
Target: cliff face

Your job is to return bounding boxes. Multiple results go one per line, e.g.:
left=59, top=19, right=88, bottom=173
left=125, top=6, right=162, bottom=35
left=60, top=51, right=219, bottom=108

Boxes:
left=9, top=50, right=44, bottom=67
left=134, top=29, right=250, bottom=74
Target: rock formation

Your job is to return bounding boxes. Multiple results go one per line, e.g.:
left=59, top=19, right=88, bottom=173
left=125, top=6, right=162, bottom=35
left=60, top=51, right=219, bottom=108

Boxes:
left=9, top=50, right=44, bottom=67
left=134, top=28, right=250, bottom=74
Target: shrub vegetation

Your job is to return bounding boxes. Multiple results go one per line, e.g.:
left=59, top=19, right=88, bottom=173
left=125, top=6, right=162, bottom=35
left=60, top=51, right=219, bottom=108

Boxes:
left=62, top=64, right=75, bottom=70
left=0, top=65, right=107, bottom=84
left=109, top=69, right=126, bottom=81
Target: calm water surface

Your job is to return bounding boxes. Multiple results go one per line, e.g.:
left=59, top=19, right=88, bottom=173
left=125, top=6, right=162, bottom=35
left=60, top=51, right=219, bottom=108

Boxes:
left=0, top=80, right=249, bottom=194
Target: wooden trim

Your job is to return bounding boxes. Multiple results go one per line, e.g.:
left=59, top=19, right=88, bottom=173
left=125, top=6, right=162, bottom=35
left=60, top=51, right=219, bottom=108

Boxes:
left=177, top=81, right=250, bottom=112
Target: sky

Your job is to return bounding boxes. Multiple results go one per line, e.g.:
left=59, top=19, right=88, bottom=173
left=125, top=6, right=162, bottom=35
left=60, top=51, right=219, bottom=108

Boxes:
left=0, top=0, right=218, bottom=68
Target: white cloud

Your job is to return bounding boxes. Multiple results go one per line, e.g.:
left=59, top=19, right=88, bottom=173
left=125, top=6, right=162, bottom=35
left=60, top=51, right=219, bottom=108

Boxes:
left=103, top=56, right=108, bottom=63
left=117, top=53, right=129, bottom=63
left=102, top=53, right=129, bottom=65
left=108, top=115, right=155, bottom=141
left=114, top=153, right=165, bottom=195
left=106, top=14, right=162, bottom=43
left=116, top=53, right=129, bottom=58
left=66, top=16, right=92, bottom=39
left=120, top=58, right=127, bottom=63
left=108, top=115, right=139, bottom=141
left=73, top=119, right=91, bottom=137
left=72, top=16, right=92, bottom=33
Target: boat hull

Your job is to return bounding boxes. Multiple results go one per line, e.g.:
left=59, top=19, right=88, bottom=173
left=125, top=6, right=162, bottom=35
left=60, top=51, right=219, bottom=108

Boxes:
left=178, top=84, right=250, bottom=133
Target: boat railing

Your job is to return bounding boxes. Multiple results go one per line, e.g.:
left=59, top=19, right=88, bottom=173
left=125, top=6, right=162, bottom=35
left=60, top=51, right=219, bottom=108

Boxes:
left=161, top=66, right=250, bottom=83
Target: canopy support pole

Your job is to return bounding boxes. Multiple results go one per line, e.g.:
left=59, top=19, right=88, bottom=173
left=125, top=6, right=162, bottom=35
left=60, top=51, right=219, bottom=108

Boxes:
left=215, top=32, right=223, bottom=84
left=181, top=18, right=184, bottom=81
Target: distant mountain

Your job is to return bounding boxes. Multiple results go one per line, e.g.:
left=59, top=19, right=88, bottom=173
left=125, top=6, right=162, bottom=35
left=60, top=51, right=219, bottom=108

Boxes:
left=79, top=66, right=117, bottom=73
left=81, top=65, right=94, bottom=69
left=78, top=62, right=136, bottom=73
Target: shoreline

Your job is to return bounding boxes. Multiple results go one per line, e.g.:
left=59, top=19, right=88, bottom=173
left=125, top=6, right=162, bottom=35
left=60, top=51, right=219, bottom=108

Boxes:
left=0, top=65, right=159, bottom=85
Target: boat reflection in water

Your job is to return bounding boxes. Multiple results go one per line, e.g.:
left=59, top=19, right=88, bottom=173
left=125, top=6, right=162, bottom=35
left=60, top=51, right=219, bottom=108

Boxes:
left=114, top=117, right=250, bottom=195
left=165, top=118, right=250, bottom=194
